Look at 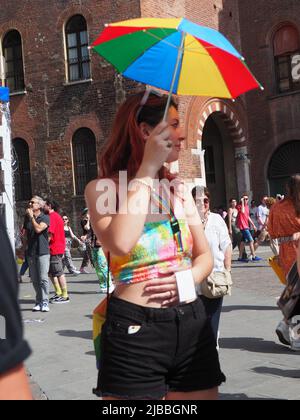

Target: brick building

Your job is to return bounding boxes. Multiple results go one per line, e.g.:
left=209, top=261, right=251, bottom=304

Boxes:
left=238, top=0, right=300, bottom=200
left=0, top=0, right=299, bottom=228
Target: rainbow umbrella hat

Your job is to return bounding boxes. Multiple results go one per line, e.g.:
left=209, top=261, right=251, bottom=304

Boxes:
left=91, top=17, right=262, bottom=116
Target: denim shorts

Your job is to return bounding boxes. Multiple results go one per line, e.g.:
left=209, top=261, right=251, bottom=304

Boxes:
left=241, top=228, right=254, bottom=243
left=95, top=296, right=225, bottom=399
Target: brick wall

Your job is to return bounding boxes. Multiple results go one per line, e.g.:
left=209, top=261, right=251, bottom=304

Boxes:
left=0, top=0, right=141, bottom=231
left=1, top=0, right=242, bottom=230
left=238, top=0, right=300, bottom=199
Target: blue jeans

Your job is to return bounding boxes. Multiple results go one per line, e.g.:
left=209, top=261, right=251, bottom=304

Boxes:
left=201, top=296, right=224, bottom=341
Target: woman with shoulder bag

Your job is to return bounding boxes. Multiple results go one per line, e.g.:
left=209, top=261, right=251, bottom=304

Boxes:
left=192, top=187, right=233, bottom=343
left=85, top=90, right=225, bottom=400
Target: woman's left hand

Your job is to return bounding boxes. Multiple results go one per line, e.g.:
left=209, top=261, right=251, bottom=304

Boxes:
left=144, top=267, right=179, bottom=307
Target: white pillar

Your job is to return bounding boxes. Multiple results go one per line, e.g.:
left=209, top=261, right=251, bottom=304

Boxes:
left=191, top=140, right=207, bottom=187
left=0, top=89, right=14, bottom=249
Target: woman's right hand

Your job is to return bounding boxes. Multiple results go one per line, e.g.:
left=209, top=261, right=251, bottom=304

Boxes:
left=140, top=121, right=172, bottom=175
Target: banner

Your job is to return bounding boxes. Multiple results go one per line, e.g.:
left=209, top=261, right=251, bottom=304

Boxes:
left=0, top=86, right=9, bottom=102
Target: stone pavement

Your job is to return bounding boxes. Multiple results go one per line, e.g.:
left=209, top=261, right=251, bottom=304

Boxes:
left=19, top=247, right=300, bottom=400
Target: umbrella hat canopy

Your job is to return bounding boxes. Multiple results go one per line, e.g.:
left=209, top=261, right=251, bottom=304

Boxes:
left=91, top=17, right=261, bottom=99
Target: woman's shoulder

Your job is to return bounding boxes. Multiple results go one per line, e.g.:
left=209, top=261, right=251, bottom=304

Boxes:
left=85, top=177, right=119, bottom=197
left=272, top=198, right=291, bottom=212
left=210, top=212, right=225, bottom=224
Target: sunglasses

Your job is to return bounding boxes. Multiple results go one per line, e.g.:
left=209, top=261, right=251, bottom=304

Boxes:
left=29, top=201, right=37, bottom=205
left=136, top=88, right=163, bottom=121
left=63, top=218, right=68, bottom=221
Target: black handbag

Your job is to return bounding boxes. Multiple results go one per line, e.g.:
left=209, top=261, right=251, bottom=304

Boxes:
left=278, top=262, right=300, bottom=320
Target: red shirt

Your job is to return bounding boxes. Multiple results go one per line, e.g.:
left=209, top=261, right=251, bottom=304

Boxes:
left=236, top=204, right=250, bottom=230
left=48, top=211, right=66, bottom=255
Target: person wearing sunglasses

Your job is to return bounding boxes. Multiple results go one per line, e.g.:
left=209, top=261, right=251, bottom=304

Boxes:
left=236, top=195, right=262, bottom=262
left=23, top=196, right=50, bottom=312
left=227, top=198, right=242, bottom=252
left=192, top=187, right=232, bottom=343
left=85, top=89, right=225, bottom=400
left=62, top=215, right=81, bottom=276
left=44, top=200, right=69, bottom=305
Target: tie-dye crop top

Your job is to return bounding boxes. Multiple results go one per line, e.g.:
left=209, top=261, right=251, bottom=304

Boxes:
left=110, top=218, right=193, bottom=284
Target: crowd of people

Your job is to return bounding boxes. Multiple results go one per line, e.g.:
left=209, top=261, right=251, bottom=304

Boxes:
left=226, top=194, right=283, bottom=261
left=16, top=199, right=112, bottom=313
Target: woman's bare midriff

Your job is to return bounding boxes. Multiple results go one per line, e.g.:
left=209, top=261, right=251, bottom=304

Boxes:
left=113, top=279, right=195, bottom=308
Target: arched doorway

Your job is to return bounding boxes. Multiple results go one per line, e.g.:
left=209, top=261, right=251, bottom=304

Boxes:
left=268, top=140, right=300, bottom=195
left=202, top=113, right=237, bottom=210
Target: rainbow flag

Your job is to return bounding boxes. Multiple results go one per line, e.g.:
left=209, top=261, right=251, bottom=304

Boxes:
left=93, top=297, right=108, bottom=368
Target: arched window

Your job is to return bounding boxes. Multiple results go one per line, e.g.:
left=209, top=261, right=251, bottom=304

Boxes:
left=72, top=128, right=97, bottom=195
left=273, top=25, right=300, bottom=93
left=2, top=30, right=25, bottom=92
left=268, top=140, right=300, bottom=195
left=65, top=15, right=91, bottom=82
left=13, top=138, right=32, bottom=201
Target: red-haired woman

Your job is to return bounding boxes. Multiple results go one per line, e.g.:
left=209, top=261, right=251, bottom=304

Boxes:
left=85, top=90, right=225, bottom=400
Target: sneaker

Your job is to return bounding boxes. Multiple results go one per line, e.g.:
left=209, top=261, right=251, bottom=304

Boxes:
left=80, top=268, right=90, bottom=274
left=49, top=294, right=62, bottom=303
left=32, top=304, right=41, bottom=312
left=41, top=304, right=50, bottom=312
left=276, top=320, right=290, bottom=346
left=53, top=296, right=70, bottom=304
left=100, top=284, right=115, bottom=294
left=238, top=257, right=249, bottom=263
left=289, top=317, right=300, bottom=351
left=70, top=270, right=81, bottom=276
left=251, top=256, right=263, bottom=262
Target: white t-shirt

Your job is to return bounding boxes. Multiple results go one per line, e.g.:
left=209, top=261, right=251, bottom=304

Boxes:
left=257, top=205, right=269, bottom=231
left=205, top=213, right=232, bottom=272
left=249, top=206, right=259, bottom=229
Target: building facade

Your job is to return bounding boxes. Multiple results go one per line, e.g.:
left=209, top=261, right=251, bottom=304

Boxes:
left=238, top=0, right=300, bottom=200
left=0, top=0, right=299, bottom=228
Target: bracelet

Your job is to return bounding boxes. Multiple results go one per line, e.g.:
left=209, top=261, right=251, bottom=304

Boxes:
left=130, top=177, right=154, bottom=191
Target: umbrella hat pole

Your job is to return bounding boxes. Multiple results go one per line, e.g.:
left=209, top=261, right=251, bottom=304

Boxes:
left=163, top=31, right=186, bottom=122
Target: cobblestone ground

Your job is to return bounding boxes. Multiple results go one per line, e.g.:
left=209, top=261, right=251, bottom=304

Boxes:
left=231, top=246, right=284, bottom=298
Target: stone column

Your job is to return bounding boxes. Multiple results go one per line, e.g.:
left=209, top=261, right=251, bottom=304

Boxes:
left=192, top=140, right=206, bottom=186
left=235, top=146, right=252, bottom=199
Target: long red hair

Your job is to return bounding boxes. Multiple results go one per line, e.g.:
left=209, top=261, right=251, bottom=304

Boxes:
left=100, top=91, right=177, bottom=181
